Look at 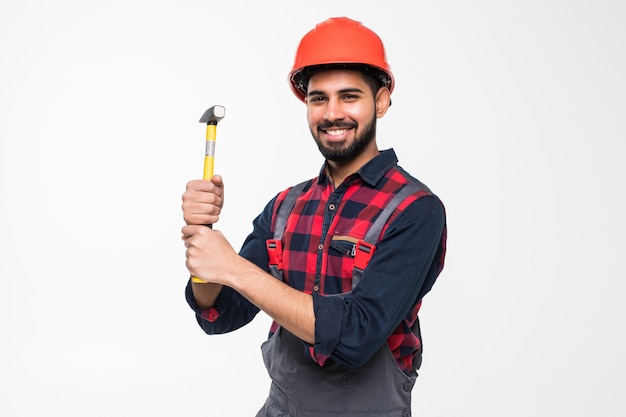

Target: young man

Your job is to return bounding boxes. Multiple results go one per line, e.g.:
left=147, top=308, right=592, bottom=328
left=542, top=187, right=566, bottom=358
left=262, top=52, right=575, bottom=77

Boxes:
left=182, top=17, right=447, bottom=417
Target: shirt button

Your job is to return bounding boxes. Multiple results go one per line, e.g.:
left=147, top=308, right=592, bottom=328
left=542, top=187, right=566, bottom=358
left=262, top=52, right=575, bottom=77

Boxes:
left=328, top=203, right=336, bottom=210
left=313, top=285, right=319, bottom=292
left=318, top=244, right=324, bottom=250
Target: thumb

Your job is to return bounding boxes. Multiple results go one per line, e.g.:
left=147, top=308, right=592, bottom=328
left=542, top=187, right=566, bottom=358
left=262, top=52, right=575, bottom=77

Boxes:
left=211, top=175, right=224, bottom=188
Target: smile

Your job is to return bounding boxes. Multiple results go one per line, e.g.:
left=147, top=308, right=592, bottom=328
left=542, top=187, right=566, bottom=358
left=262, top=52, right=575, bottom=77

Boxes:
left=325, top=129, right=348, bottom=136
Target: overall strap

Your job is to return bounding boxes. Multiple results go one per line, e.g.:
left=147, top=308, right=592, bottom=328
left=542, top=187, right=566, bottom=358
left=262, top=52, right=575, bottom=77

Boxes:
left=266, top=180, right=309, bottom=281
left=352, top=181, right=427, bottom=289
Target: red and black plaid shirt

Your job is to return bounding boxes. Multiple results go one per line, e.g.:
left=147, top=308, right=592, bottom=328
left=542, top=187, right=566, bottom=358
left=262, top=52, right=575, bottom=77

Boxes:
left=186, top=149, right=447, bottom=375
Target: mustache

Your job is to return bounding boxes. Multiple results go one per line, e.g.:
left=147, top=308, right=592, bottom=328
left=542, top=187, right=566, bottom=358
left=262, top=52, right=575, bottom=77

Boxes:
left=317, top=121, right=357, bottom=131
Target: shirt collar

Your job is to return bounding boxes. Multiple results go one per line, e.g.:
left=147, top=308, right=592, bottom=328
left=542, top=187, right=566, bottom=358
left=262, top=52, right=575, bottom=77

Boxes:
left=318, top=148, right=398, bottom=187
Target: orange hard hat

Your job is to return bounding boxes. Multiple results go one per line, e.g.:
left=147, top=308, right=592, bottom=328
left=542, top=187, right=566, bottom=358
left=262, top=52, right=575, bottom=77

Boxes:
left=288, top=17, right=394, bottom=102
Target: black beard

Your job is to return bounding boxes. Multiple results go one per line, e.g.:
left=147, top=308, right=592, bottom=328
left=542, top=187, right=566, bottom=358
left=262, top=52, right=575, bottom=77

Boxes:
left=312, top=116, right=376, bottom=163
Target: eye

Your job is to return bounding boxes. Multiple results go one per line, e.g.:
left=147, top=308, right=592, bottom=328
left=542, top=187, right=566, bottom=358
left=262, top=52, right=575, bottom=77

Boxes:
left=308, top=95, right=327, bottom=103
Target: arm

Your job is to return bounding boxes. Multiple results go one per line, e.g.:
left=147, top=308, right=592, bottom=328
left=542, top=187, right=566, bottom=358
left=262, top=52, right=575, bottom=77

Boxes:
left=311, top=195, right=446, bottom=367
left=183, top=187, right=313, bottom=339
left=183, top=224, right=316, bottom=343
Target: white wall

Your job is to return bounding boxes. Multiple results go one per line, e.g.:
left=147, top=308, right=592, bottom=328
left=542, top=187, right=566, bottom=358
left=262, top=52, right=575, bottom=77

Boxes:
left=1, top=1, right=624, bottom=416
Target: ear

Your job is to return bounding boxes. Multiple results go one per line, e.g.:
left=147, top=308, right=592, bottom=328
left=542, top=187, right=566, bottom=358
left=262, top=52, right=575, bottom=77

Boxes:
left=375, top=87, right=391, bottom=118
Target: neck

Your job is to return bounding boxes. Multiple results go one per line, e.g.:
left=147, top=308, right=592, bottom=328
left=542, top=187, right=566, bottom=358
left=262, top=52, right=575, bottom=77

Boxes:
left=326, top=146, right=379, bottom=188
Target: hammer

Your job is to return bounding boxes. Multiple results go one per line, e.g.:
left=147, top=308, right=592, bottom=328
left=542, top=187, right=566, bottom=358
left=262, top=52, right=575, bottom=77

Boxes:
left=191, top=105, right=225, bottom=284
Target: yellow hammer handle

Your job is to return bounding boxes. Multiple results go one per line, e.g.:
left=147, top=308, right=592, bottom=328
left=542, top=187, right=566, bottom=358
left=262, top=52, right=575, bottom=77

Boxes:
left=191, top=123, right=217, bottom=284
left=203, top=124, right=216, bottom=180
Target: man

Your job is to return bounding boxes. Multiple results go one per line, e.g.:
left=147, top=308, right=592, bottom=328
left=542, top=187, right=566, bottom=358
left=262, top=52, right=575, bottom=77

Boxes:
left=182, top=17, right=447, bottom=417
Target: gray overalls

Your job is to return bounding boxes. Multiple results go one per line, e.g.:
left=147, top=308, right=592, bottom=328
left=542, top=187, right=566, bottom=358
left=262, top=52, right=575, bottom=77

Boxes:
left=256, top=182, right=426, bottom=417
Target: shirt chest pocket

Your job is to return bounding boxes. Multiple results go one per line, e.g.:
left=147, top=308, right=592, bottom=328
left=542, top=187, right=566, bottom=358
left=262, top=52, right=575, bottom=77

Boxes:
left=326, top=236, right=359, bottom=290
left=329, top=236, right=358, bottom=257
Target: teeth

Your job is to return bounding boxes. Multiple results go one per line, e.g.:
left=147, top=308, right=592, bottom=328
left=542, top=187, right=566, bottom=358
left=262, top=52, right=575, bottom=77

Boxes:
left=326, top=129, right=347, bottom=136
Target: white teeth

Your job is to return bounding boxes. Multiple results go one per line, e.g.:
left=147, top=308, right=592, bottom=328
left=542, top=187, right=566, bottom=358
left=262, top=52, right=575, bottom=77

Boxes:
left=326, top=129, right=347, bottom=136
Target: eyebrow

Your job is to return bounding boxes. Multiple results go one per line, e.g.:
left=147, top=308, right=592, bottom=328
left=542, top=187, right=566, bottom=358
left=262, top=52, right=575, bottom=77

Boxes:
left=307, top=87, right=366, bottom=97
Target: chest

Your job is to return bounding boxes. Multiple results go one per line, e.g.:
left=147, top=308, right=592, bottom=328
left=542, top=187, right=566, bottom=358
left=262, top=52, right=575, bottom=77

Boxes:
left=279, top=184, right=398, bottom=293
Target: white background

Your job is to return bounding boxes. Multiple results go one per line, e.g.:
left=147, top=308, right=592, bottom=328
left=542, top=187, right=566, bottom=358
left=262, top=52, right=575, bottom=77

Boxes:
left=1, top=1, right=624, bottom=416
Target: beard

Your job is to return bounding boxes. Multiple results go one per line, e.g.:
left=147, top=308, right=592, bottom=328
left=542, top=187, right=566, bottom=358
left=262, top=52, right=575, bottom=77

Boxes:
left=311, top=115, right=377, bottom=163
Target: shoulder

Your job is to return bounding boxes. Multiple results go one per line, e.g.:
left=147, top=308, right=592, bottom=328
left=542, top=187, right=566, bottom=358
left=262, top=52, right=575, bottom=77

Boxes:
left=382, top=166, right=446, bottom=231
left=268, top=178, right=317, bottom=233
left=381, top=164, right=441, bottom=206
left=273, top=178, right=316, bottom=211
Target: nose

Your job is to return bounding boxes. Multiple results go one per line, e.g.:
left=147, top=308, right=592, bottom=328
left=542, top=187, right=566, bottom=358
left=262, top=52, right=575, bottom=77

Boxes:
left=323, top=97, right=344, bottom=121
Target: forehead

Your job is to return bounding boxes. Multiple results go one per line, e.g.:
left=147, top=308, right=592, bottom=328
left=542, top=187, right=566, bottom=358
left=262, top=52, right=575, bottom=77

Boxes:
left=307, top=69, right=370, bottom=92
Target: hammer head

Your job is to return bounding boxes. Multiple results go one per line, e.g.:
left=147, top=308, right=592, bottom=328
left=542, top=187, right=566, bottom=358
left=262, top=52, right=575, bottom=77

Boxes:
left=199, top=105, right=225, bottom=125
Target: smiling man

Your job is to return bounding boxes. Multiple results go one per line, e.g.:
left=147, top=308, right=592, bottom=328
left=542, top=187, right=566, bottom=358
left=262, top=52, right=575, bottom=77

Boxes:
left=181, top=17, right=447, bottom=417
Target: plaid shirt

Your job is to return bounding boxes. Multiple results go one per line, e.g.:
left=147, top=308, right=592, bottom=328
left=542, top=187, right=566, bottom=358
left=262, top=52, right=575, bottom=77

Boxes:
left=186, top=149, right=447, bottom=375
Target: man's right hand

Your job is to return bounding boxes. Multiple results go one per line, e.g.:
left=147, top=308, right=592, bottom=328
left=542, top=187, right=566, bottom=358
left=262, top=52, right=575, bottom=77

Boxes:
left=182, top=175, right=224, bottom=226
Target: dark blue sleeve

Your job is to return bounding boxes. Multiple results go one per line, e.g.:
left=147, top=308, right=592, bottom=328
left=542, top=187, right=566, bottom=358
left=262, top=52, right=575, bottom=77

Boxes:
left=184, top=195, right=277, bottom=335
left=312, top=195, right=446, bottom=367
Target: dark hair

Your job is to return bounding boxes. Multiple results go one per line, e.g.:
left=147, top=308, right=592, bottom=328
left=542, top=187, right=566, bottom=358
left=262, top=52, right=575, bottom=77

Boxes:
left=294, top=64, right=390, bottom=98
